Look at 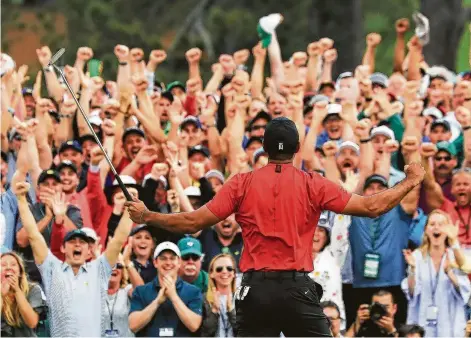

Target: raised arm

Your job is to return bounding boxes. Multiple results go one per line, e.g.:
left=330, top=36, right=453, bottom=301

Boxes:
left=393, top=19, right=409, bottom=73
left=15, top=182, right=48, bottom=265
left=104, top=208, right=133, bottom=267
left=341, top=163, right=424, bottom=218
left=362, top=33, right=381, bottom=73
left=420, top=142, right=445, bottom=210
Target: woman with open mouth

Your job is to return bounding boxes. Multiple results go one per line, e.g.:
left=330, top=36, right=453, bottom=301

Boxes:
left=402, top=210, right=471, bottom=337
left=200, top=254, right=237, bottom=337
left=1, top=252, right=47, bottom=337
left=103, top=256, right=134, bottom=337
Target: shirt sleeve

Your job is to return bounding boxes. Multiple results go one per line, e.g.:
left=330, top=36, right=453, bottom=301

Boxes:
left=97, top=254, right=113, bottom=289
left=66, top=205, right=84, bottom=229
left=129, top=286, right=146, bottom=314
left=185, top=288, right=203, bottom=315
left=27, top=284, right=48, bottom=316
left=310, top=173, right=352, bottom=214
left=37, top=251, right=61, bottom=291
left=205, top=174, right=240, bottom=220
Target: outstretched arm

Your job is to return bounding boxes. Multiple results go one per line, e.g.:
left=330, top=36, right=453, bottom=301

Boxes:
left=341, top=163, right=424, bottom=218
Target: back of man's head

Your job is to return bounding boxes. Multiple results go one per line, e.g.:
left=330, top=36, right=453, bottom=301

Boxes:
left=398, top=324, right=425, bottom=338
left=263, top=117, right=299, bottom=161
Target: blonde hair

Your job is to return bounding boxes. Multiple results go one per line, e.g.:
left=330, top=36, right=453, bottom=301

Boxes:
left=1, top=252, right=32, bottom=327
left=419, top=209, right=454, bottom=258
left=206, top=254, right=237, bottom=306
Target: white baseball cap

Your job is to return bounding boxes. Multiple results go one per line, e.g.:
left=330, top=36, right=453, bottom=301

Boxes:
left=422, top=107, right=443, bottom=120
left=154, top=241, right=181, bottom=259
left=327, top=103, right=342, bottom=115
left=338, top=141, right=360, bottom=155
left=184, top=186, right=201, bottom=197
left=81, top=227, right=98, bottom=242
left=370, top=126, right=395, bottom=141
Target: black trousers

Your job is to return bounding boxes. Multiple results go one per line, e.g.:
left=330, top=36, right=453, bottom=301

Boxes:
left=235, top=271, right=332, bottom=337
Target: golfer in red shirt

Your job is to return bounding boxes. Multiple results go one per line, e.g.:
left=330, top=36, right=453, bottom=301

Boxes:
left=126, top=117, right=425, bottom=336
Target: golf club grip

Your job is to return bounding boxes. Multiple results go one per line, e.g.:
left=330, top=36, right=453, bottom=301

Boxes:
left=114, top=175, right=134, bottom=201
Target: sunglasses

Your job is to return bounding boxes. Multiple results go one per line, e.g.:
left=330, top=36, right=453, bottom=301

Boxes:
left=115, top=263, right=124, bottom=270
left=215, top=266, right=234, bottom=273
left=453, top=168, right=471, bottom=175
left=251, top=125, right=266, bottom=131
left=434, top=155, right=452, bottom=162
left=182, top=254, right=201, bottom=261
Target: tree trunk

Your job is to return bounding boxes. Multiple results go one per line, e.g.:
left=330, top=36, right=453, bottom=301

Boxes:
left=421, top=0, right=470, bottom=71
left=309, top=0, right=363, bottom=77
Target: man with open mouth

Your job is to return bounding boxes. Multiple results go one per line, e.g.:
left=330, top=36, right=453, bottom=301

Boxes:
left=178, top=237, right=209, bottom=293
left=15, top=179, right=133, bottom=337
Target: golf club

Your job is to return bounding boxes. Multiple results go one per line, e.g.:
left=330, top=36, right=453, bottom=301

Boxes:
left=48, top=48, right=133, bottom=201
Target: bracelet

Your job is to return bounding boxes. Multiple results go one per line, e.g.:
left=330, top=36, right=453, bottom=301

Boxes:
left=451, top=241, right=460, bottom=250
left=126, top=261, right=135, bottom=269
left=138, top=210, right=147, bottom=224
left=119, top=61, right=128, bottom=66
left=463, top=126, right=471, bottom=131
left=360, top=138, right=371, bottom=143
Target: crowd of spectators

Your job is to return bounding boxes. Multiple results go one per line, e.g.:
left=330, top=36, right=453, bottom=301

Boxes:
left=2, top=11, right=471, bottom=338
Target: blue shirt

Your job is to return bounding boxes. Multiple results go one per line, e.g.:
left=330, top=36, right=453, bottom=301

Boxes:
left=0, top=189, right=19, bottom=250
left=408, top=208, right=427, bottom=249
left=350, top=205, right=411, bottom=288
left=130, top=277, right=203, bottom=337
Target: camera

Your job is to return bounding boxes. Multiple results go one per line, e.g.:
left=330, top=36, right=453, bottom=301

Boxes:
left=369, top=302, right=388, bottom=321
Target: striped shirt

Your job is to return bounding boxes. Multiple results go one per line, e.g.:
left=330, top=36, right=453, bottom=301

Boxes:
left=38, top=251, right=112, bottom=337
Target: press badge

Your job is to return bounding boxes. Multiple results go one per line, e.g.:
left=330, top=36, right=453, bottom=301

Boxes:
left=159, top=328, right=174, bottom=337
left=104, top=329, right=120, bottom=337
left=426, top=306, right=438, bottom=326
left=363, top=253, right=381, bottom=279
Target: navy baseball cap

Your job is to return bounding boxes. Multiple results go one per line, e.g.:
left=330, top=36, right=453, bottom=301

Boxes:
left=59, top=140, right=83, bottom=154
left=263, top=117, right=299, bottom=158
left=188, top=145, right=210, bottom=158
left=181, top=116, right=201, bottom=130
left=122, top=127, right=145, bottom=143
left=79, top=134, right=98, bottom=145
left=63, top=229, right=92, bottom=244
left=161, top=91, right=174, bottom=103
left=130, top=224, right=152, bottom=237
left=56, top=160, right=78, bottom=174
left=38, top=169, right=61, bottom=185
left=244, top=136, right=264, bottom=150
left=363, top=174, right=388, bottom=190
left=431, top=119, right=451, bottom=132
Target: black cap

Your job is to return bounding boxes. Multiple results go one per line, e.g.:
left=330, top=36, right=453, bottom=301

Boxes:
left=130, top=224, right=153, bottom=237
left=38, top=169, right=61, bottom=185
left=79, top=134, right=98, bottom=146
left=319, top=82, right=336, bottom=91
left=1, top=151, right=7, bottom=163
left=161, top=91, right=174, bottom=103
left=56, top=160, right=78, bottom=174
left=249, top=111, right=272, bottom=129
left=244, top=136, right=264, bottom=150
left=122, top=127, right=145, bottom=143
left=363, top=174, right=388, bottom=190
left=59, top=140, right=83, bottom=154
left=430, top=119, right=451, bottom=132
left=263, top=117, right=299, bottom=158
left=63, top=229, right=92, bottom=244
left=188, top=145, right=210, bottom=158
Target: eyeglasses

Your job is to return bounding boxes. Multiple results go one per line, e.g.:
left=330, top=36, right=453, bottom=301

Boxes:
left=215, top=266, right=234, bottom=273
left=115, top=263, right=124, bottom=270
left=251, top=125, right=266, bottom=131
left=434, top=155, right=452, bottom=162
left=452, top=167, right=471, bottom=175
left=182, top=254, right=201, bottom=261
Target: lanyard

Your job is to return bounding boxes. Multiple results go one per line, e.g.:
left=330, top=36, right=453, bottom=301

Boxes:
left=219, top=299, right=231, bottom=337
left=369, top=217, right=381, bottom=252
left=455, top=206, right=471, bottom=238
left=106, top=291, right=119, bottom=330
left=427, top=255, right=443, bottom=306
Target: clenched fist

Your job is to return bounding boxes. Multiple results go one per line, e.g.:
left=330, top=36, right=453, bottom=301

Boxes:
left=384, top=139, right=399, bottom=153
left=323, top=49, right=338, bottom=64
left=114, top=45, right=129, bottom=62
left=366, top=33, right=381, bottom=48
left=420, top=142, right=437, bottom=159
left=401, top=136, right=420, bottom=154
left=233, top=49, right=250, bottom=66
left=36, top=46, right=52, bottom=67
left=252, top=43, right=266, bottom=60
left=307, top=42, right=321, bottom=58
left=149, top=50, right=167, bottom=65
left=354, top=119, right=372, bottom=140
left=319, top=38, right=334, bottom=52
left=404, top=162, right=425, bottom=186
left=322, top=141, right=338, bottom=158
left=186, top=48, right=202, bottom=64
left=395, top=18, right=410, bottom=35
left=130, top=48, right=144, bottom=62
left=76, top=47, right=94, bottom=62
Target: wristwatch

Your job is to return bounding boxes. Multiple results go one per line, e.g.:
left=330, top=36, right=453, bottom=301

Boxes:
left=360, top=138, right=371, bottom=143
left=126, top=261, right=135, bottom=269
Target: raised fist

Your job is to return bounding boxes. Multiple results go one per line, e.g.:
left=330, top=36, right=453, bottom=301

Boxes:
left=36, top=46, right=52, bottom=67
left=185, top=48, right=202, bottom=64
left=130, top=48, right=144, bottom=62
left=319, top=38, right=334, bottom=51
left=354, top=119, right=372, bottom=139
left=366, top=33, right=382, bottom=48
left=384, top=139, right=400, bottom=153
left=455, top=106, right=471, bottom=128
left=401, top=136, right=420, bottom=154
left=233, top=49, right=250, bottom=66
left=323, top=49, right=338, bottom=64
left=114, top=45, right=129, bottom=62
left=292, top=52, right=308, bottom=67
left=149, top=50, right=167, bottom=64
left=132, top=75, right=149, bottom=93
left=404, top=162, right=425, bottom=186
left=76, top=47, right=93, bottom=62
left=13, top=182, right=31, bottom=197
left=252, top=43, right=266, bottom=60
left=322, top=141, right=338, bottom=158
left=219, top=54, right=236, bottom=75
left=90, top=146, right=105, bottom=166
left=420, top=142, right=437, bottom=159
left=395, top=18, right=410, bottom=35
left=307, top=42, right=321, bottom=58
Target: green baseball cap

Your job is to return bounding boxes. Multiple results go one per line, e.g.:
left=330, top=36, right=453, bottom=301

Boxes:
left=177, top=237, right=203, bottom=257
left=436, top=141, right=457, bottom=157
left=166, top=81, right=186, bottom=93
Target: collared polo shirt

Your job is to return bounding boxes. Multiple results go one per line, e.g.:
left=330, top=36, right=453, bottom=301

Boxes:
left=38, top=251, right=112, bottom=337
left=133, top=258, right=157, bottom=284
left=349, top=205, right=411, bottom=288
left=199, top=228, right=243, bottom=271
left=130, top=277, right=203, bottom=337
left=440, top=197, right=471, bottom=245
left=206, top=163, right=351, bottom=272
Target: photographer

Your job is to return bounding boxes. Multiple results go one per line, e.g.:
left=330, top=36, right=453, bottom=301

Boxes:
left=345, top=290, right=398, bottom=337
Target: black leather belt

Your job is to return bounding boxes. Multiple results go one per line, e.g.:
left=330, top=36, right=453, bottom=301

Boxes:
left=243, top=270, right=309, bottom=280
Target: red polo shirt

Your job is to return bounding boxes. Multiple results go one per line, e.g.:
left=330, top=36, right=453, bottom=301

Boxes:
left=206, top=163, right=351, bottom=272
left=440, top=198, right=471, bottom=245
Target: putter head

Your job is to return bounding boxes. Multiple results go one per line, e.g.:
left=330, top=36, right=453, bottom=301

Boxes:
left=49, top=48, right=66, bottom=67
